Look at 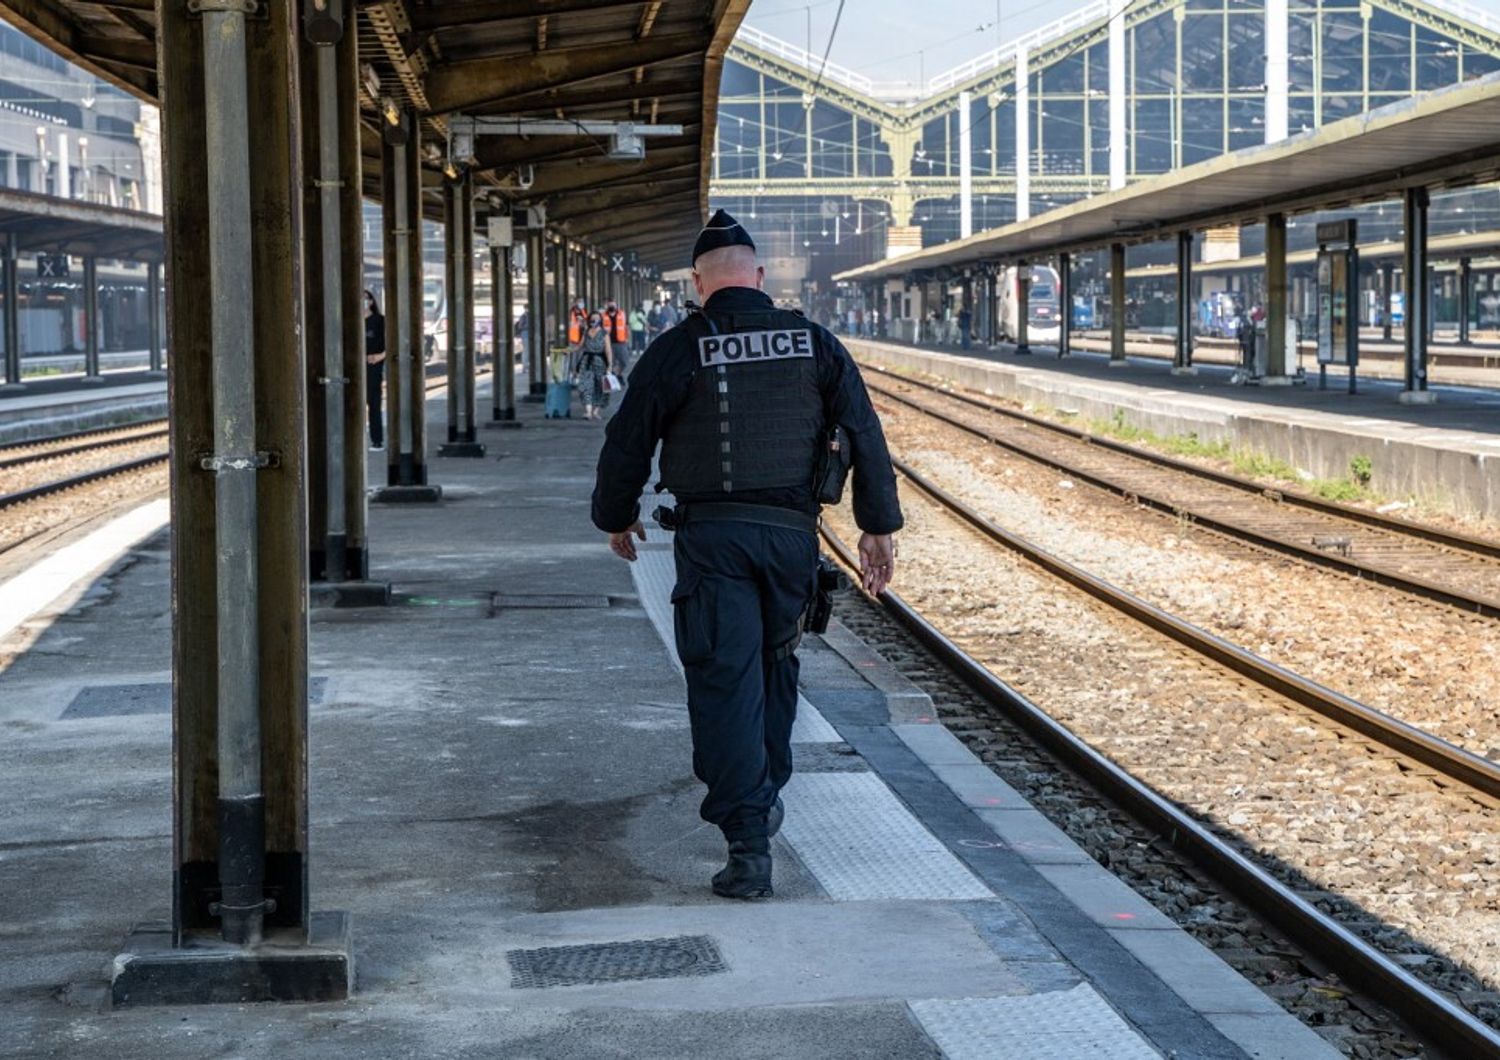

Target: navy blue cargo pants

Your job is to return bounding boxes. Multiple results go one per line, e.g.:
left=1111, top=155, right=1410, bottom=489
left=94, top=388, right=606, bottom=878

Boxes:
left=671, top=519, right=819, bottom=842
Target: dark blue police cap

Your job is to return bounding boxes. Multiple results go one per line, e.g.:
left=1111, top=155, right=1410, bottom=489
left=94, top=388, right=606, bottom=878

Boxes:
left=692, top=209, right=756, bottom=264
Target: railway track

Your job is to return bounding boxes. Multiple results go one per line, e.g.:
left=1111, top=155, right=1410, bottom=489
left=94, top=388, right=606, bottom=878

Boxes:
left=818, top=509, right=1500, bottom=1058
left=865, top=370, right=1500, bottom=617
left=0, top=370, right=480, bottom=521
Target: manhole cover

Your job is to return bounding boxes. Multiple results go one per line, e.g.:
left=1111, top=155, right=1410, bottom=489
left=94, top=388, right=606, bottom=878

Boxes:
left=62, top=677, right=328, bottom=719
left=506, top=935, right=727, bottom=989
left=491, top=594, right=610, bottom=610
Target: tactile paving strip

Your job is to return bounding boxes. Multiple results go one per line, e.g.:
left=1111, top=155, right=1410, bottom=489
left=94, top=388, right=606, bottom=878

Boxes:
left=780, top=772, right=993, bottom=901
left=631, top=552, right=839, bottom=743
left=506, top=935, right=727, bottom=990
left=910, top=984, right=1162, bottom=1059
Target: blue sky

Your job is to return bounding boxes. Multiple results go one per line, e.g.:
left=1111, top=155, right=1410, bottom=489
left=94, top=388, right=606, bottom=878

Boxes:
left=741, top=0, right=1081, bottom=87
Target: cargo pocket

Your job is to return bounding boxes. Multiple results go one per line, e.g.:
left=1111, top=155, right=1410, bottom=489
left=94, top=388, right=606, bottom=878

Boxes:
left=671, top=570, right=716, bottom=666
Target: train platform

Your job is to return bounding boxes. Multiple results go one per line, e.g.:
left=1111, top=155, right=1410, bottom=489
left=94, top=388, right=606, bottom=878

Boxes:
left=0, top=370, right=166, bottom=444
left=0, top=380, right=1337, bottom=1059
left=848, top=336, right=1500, bottom=524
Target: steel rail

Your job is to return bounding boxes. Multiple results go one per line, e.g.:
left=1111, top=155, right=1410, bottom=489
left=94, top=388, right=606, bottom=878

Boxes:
left=0, top=370, right=478, bottom=504
left=890, top=457, right=1500, bottom=800
left=867, top=376, right=1500, bottom=618
left=0, top=452, right=168, bottom=512
left=0, top=428, right=170, bottom=471
left=0, top=417, right=169, bottom=454
left=818, top=523, right=1500, bottom=1059
left=870, top=368, right=1500, bottom=561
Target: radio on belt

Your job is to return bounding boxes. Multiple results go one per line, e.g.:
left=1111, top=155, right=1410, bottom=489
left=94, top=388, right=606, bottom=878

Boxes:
left=698, top=329, right=814, bottom=368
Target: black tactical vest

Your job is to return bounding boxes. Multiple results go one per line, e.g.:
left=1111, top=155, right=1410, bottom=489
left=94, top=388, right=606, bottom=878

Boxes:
left=659, top=306, right=825, bottom=496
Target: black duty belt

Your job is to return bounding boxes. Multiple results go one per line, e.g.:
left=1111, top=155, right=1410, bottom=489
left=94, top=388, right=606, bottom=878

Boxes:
left=675, top=502, right=816, bottom=534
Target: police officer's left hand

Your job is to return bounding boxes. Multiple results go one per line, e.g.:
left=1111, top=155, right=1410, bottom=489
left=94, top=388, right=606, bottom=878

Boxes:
left=608, top=521, right=647, bottom=562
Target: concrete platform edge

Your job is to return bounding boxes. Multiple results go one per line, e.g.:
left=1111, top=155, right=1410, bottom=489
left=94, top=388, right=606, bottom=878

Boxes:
left=849, top=338, right=1500, bottom=522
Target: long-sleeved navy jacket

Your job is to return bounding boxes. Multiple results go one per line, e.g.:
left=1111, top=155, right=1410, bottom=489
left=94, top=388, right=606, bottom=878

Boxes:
left=591, top=286, right=903, bottom=536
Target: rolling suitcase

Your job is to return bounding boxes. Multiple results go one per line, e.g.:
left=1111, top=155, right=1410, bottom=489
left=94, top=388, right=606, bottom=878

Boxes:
left=545, top=381, right=572, bottom=419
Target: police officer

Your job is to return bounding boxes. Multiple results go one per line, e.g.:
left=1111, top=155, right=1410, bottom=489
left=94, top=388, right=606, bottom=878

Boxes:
left=591, top=209, right=903, bottom=899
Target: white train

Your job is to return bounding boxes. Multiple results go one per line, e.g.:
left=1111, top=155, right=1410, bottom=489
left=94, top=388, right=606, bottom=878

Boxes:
left=997, top=264, right=1063, bottom=346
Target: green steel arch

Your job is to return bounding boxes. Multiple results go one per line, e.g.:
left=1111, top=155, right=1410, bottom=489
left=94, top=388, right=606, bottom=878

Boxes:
left=712, top=0, right=1500, bottom=290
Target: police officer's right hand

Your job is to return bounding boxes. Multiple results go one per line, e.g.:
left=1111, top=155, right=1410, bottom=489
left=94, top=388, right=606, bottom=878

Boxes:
left=858, top=533, right=896, bottom=595
left=608, top=521, right=647, bottom=562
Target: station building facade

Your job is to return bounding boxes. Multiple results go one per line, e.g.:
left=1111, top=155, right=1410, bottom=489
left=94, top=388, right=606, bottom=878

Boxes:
left=711, top=0, right=1500, bottom=316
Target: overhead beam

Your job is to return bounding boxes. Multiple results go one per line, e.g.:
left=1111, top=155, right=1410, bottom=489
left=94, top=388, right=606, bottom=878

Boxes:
left=0, top=0, right=156, bottom=101
left=562, top=200, right=698, bottom=235
left=469, top=75, right=703, bottom=116
left=517, top=154, right=699, bottom=196
left=423, top=32, right=705, bottom=115
left=413, top=0, right=639, bottom=31
left=547, top=177, right=700, bottom=221
left=78, top=34, right=157, bottom=72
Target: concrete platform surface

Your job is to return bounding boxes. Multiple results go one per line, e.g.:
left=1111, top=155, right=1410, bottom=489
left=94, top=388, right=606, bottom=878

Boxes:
left=0, top=379, right=1336, bottom=1059
left=0, top=374, right=167, bottom=443
left=850, top=336, right=1500, bottom=522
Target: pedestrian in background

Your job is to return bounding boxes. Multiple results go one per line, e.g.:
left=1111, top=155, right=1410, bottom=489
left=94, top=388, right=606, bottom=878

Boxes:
left=571, top=310, right=614, bottom=421
left=629, top=303, right=647, bottom=364
left=363, top=289, right=386, bottom=451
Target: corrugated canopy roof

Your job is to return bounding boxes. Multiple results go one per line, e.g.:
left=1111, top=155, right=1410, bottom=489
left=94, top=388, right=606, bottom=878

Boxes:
left=835, top=72, right=1500, bottom=284
left=0, top=186, right=162, bottom=260
left=0, top=0, right=750, bottom=269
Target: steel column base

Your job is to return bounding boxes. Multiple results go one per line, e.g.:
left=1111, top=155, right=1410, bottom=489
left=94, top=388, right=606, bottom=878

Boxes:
left=1107, top=359, right=1130, bottom=369
left=111, top=912, right=352, bottom=1007
left=79, top=375, right=108, bottom=385
left=520, top=393, right=546, bottom=403
left=310, top=579, right=392, bottom=608
left=371, top=484, right=443, bottom=503
left=1169, top=366, right=1199, bottom=377
left=1258, top=375, right=1297, bottom=387
left=437, top=441, right=486, bottom=458
left=1398, top=389, right=1437, bottom=405
left=0, top=382, right=24, bottom=393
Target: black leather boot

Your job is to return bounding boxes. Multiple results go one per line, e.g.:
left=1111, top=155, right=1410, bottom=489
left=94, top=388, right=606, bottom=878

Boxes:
left=712, top=837, right=772, bottom=899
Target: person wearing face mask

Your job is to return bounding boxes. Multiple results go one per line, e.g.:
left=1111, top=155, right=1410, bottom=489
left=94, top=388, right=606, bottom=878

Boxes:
left=363, top=289, right=386, bottom=451
left=568, top=296, right=589, bottom=346
left=571, top=309, right=614, bottom=421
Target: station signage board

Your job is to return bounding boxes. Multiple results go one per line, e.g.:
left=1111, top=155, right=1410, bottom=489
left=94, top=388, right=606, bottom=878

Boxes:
left=36, top=254, right=69, bottom=279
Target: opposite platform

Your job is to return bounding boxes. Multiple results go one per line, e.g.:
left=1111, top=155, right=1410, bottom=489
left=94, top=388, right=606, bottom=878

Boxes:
left=849, top=336, right=1500, bottom=523
left=0, top=378, right=1334, bottom=1058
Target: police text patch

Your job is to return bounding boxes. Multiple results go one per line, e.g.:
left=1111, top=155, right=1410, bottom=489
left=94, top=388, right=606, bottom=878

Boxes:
left=698, top=329, right=814, bottom=368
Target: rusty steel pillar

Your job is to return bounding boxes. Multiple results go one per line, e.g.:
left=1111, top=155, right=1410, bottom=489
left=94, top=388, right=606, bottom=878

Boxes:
left=1400, top=187, right=1434, bottom=404
left=1109, top=243, right=1127, bottom=366
left=110, top=0, right=350, bottom=1006
left=0, top=233, right=20, bottom=391
left=303, top=12, right=383, bottom=598
left=376, top=109, right=439, bottom=498
left=439, top=172, right=484, bottom=457
left=487, top=238, right=520, bottom=427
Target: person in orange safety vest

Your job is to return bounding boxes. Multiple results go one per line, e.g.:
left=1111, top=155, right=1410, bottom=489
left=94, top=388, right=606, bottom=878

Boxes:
left=567, top=297, right=589, bottom=345
left=601, top=298, right=632, bottom=374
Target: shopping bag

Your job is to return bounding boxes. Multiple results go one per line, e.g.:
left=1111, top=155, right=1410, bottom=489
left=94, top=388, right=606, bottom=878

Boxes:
left=602, top=372, right=622, bottom=393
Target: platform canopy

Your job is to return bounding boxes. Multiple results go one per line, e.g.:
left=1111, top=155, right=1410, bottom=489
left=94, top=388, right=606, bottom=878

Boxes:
left=835, top=71, right=1500, bottom=283
left=0, top=0, right=750, bottom=269
left=0, top=186, right=163, bottom=261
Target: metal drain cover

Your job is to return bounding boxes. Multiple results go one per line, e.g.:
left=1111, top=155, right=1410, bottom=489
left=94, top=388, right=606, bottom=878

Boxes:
left=491, top=593, right=611, bottom=610
left=62, top=677, right=328, bottom=719
left=506, top=935, right=727, bottom=989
